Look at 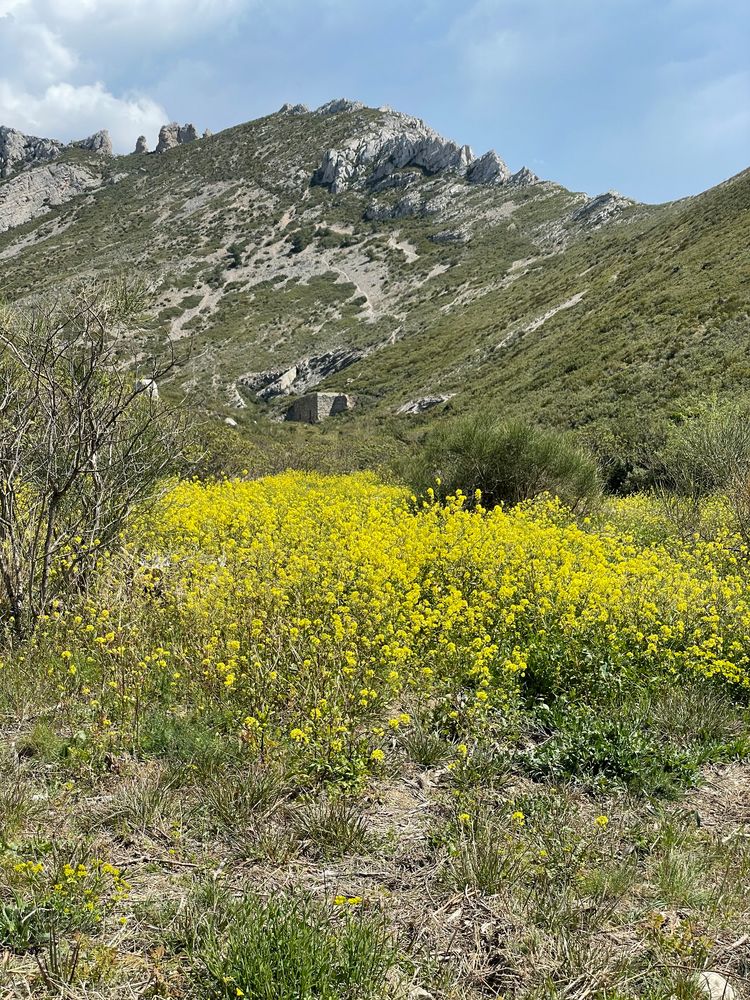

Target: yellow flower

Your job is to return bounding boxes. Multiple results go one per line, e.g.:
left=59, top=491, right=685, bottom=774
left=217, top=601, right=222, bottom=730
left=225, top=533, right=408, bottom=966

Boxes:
left=594, top=815, right=609, bottom=828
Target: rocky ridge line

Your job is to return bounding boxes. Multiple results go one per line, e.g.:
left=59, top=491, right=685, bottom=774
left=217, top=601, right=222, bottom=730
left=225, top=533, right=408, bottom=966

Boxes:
left=311, top=107, right=538, bottom=194
left=0, top=127, right=112, bottom=179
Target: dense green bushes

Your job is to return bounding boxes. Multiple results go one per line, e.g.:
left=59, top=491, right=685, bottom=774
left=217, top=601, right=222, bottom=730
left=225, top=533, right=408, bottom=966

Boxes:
left=409, top=415, right=600, bottom=509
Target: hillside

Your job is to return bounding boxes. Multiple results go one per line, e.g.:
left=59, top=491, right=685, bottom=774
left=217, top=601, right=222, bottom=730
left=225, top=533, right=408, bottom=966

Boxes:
left=0, top=100, right=748, bottom=441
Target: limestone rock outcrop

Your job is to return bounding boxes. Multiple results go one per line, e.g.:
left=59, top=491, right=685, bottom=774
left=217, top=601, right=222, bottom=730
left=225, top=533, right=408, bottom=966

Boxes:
left=313, top=111, right=473, bottom=195
left=315, top=99, right=364, bottom=115
left=155, top=123, right=199, bottom=153
left=571, top=190, right=635, bottom=229
left=134, top=135, right=148, bottom=154
left=0, top=127, right=64, bottom=179
left=397, top=394, right=454, bottom=414
left=0, top=163, right=101, bottom=233
left=137, top=378, right=159, bottom=400
left=312, top=107, right=538, bottom=193
left=0, top=126, right=112, bottom=179
left=508, top=166, right=539, bottom=186
left=239, top=349, right=362, bottom=400
left=466, top=150, right=511, bottom=185
left=279, top=103, right=309, bottom=115
left=73, top=130, right=112, bottom=156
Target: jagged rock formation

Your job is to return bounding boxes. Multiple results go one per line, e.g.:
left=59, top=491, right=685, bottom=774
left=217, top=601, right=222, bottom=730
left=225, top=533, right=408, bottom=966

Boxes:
left=510, top=166, right=539, bottom=186
left=0, top=127, right=64, bottom=179
left=0, top=126, right=111, bottom=179
left=155, top=123, right=199, bottom=154
left=311, top=109, right=539, bottom=194
left=0, top=163, right=102, bottom=233
left=285, top=392, right=354, bottom=423
left=313, top=112, right=473, bottom=194
left=279, top=103, right=309, bottom=115
left=466, top=151, right=511, bottom=185
left=239, top=349, right=363, bottom=400
left=202, top=129, right=214, bottom=139
left=397, top=394, right=454, bottom=414
left=74, top=130, right=112, bottom=156
left=134, top=135, right=148, bottom=154
left=315, top=99, right=364, bottom=115
left=572, top=190, right=635, bottom=229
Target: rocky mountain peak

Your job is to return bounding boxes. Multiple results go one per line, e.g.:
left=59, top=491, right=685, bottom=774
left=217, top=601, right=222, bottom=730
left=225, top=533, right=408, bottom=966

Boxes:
left=75, top=130, right=113, bottom=157
left=310, top=105, right=537, bottom=194
left=315, top=98, right=365, bottom=115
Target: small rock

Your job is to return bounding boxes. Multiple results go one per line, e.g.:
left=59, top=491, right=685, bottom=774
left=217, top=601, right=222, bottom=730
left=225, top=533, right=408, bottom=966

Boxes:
left=696, top=973, right=735, bottom=1000
left=397, top=394, right=454, bottom=415
left=137, top=378, right=159, bottom=400
left=224, top=417, right=238, bottom=427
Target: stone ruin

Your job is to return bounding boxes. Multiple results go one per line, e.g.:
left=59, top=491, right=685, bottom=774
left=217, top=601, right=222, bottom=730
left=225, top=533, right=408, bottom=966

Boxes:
left=284, top=392, right=354, bottom=424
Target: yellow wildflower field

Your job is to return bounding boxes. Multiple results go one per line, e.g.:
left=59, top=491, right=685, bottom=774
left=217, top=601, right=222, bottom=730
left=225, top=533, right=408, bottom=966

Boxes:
left=26, top=472, right=750, bottom=785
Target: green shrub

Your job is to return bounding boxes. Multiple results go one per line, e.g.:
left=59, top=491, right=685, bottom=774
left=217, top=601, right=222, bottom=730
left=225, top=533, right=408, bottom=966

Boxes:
left=661, top=400, right=750, bottom=539
left=410, top=416, right=600, bottom=510
left=525, top=702, right=700, bottom=796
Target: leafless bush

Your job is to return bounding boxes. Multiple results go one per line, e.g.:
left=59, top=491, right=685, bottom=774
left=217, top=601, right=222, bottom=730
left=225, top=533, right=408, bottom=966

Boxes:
left=0, top=279, right=187, bottom=636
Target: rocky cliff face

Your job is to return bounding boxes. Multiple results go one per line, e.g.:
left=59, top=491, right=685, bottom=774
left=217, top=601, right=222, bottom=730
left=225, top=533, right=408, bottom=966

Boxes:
left=0, top=163, right=103, bottom=233
left=0, top=128, right=64, bottom=179
left=311, top=108, right=537, bottom=194
left=0, top=127, right=111, bottom=179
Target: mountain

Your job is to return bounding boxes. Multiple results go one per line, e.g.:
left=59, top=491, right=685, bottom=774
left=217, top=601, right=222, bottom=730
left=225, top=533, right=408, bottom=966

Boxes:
left=0, top=100, right=748, bottom=443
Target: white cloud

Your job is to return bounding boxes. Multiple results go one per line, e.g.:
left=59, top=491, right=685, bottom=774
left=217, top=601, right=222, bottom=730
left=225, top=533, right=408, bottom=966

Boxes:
left=0, top=0, right=246, bottom=148
left=0, top=80, right=166, bottom=148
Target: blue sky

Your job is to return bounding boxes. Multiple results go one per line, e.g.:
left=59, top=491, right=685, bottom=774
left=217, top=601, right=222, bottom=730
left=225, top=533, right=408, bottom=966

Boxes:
left=1, top=0, right=748, bottom=202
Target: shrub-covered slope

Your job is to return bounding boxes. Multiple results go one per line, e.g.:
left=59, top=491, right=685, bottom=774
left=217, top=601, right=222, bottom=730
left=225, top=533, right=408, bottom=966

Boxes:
left=0, top=103, right=747, bottom=434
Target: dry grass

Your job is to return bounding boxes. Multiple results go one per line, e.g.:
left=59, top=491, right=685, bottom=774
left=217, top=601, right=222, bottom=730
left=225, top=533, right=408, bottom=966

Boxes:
left=1, top=729, right=749, bottom=999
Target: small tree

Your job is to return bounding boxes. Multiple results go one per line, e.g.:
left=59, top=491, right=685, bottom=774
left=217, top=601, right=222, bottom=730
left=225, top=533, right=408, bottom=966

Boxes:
left=0, top=281, right=186, bottom=636
left=226, top=243, right=243, bottom=269
left=409, top=416, right=600, bottom=511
